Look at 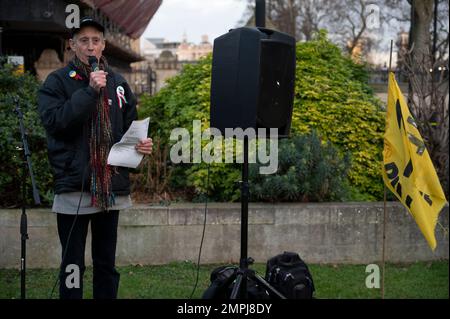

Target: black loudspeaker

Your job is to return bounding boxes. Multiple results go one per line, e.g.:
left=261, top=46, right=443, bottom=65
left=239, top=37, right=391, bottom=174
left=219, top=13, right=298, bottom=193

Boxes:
left=210, top=27, right=296, bottom=138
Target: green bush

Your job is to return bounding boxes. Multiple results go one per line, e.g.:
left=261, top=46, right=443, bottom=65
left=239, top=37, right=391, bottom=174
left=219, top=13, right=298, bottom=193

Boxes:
left=0, top=62, right=53, bottom=207
left=136, top=58, right=235, bottom=201
left=249, top=132, right=353, bottom=202
left=293, top=30, right=385, bottom=199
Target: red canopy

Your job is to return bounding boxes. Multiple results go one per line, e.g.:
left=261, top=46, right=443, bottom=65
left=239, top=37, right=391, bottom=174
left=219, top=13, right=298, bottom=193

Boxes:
left=84, top=0, right=162, bottom=39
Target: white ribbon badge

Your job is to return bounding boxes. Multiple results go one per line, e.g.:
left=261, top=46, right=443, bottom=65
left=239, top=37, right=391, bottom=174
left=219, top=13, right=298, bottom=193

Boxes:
left=116, top=86, right=127, bottom=109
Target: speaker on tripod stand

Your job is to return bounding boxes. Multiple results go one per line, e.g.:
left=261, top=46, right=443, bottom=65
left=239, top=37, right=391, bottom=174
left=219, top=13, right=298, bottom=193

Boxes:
left=210, top=26, right=295, bottom=138
left=207, top=26, right=296, bottom=299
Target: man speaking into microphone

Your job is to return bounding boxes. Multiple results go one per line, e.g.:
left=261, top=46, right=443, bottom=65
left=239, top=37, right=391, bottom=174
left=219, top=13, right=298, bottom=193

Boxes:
left=37, top=17, right=152, bottom=299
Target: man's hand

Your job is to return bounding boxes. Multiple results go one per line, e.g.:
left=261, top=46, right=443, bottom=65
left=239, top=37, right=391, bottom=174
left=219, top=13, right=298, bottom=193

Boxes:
left=89, top=70, right=108, bottom=92
left=135, top=138, right=153, bottom=155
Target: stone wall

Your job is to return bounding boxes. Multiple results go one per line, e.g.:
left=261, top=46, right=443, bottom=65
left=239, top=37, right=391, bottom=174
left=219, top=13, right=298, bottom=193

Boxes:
left=0, top=202, right=448, bottom=268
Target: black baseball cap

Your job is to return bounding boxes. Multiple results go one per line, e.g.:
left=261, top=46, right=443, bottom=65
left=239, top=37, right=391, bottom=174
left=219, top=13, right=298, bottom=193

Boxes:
left=70, top=17, right=105, bottom=37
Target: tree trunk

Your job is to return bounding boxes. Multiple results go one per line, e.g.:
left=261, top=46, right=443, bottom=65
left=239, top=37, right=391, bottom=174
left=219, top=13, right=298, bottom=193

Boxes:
left=409, top=0, right=434, bottom=68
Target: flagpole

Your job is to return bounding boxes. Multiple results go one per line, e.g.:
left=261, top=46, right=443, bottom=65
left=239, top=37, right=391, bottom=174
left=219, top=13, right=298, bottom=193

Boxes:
left=381, top=187, right=387, bottom=299
left=388, top=39, right=393, bottom=73
left=381, top=39, right=394, bottom=300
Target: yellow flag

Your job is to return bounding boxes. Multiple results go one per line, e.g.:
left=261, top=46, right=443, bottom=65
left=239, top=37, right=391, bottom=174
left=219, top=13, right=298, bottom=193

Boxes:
left=382, top=72, right=447, bottom=251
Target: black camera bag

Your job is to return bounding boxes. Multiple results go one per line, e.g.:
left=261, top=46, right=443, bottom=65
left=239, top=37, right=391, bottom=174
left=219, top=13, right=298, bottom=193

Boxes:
left=265, top=251, right=315, bottom=299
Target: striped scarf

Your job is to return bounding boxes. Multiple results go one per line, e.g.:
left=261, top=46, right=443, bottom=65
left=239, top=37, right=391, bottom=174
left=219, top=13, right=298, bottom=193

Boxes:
left=72, top=56, right=115, bottom=210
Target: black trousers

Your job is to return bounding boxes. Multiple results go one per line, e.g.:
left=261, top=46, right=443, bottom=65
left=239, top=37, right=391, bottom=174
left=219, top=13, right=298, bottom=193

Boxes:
left=56, top=210, right=120, bottom=299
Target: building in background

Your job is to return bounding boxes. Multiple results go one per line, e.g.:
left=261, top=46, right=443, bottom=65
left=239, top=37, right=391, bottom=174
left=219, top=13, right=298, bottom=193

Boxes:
left=141, top=33, right=212, bottom=93
left=142, top=37, right=180, bottom=61
left=176, top=33, right=212, bottom=62
left=0, top=0, right=162, bottom=96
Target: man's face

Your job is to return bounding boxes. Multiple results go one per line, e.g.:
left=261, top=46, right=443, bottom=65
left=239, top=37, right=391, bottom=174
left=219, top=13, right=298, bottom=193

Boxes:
left=69, top=26, right=105, bottom=65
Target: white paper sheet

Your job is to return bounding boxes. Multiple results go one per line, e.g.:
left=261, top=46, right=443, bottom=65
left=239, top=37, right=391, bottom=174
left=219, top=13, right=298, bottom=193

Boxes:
left=107, top=117, right=150, bottom=168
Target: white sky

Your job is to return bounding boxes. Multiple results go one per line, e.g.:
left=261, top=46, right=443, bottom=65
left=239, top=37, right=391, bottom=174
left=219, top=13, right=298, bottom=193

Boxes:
left=139, top=0, right=413, bottom=66
left=141, top=0, right=248, bottom=44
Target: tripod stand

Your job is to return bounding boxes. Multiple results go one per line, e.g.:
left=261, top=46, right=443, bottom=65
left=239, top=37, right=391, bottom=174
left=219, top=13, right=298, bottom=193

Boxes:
left=227, top=136, right=285, bottom=299
left=14, top=97, right=41, bottom=299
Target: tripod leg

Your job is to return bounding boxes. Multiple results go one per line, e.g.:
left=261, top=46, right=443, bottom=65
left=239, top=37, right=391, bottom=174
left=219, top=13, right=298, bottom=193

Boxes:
left=230, top=273, right=245, bottom=299
left=251, top=273, right=286, bottom=299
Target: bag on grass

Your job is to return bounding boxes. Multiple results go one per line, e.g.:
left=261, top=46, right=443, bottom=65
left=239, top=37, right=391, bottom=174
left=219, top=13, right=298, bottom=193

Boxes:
left=265, top=251, right=315, bottom=299
left=202, top=265, right=237, bottom=299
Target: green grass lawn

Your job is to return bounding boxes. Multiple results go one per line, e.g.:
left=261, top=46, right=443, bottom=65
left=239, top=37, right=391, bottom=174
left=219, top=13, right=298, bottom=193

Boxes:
left=0, top=260, right=448, bottom=299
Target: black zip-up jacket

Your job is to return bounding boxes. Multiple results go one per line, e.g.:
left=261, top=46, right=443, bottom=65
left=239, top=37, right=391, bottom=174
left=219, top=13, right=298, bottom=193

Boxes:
left=38, top=61, right=138, bottom=195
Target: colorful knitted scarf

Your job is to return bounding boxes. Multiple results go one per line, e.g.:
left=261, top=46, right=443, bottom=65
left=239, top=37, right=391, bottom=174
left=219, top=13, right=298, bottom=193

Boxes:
left=72, top=56, right=115, bottom=210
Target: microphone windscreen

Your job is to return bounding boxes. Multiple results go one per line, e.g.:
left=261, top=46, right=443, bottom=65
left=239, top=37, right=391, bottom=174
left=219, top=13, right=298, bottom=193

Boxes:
left=88, top=56, right=99, bottom=71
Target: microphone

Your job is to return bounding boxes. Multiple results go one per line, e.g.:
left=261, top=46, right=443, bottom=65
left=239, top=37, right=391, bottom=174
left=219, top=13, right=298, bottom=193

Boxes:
left=88, top=56, right=99, bottom=72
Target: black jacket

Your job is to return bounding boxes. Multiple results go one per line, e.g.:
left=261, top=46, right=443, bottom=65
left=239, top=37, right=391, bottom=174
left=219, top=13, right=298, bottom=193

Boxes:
left=38, top=61, right=138, bottom=195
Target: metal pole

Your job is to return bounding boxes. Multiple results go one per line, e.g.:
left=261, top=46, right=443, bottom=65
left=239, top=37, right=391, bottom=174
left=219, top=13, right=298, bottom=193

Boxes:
left=388, top=40, right=393, bottom=72
left=381, top=187, right=387, bottom=299
left=14, top=97, right=41, bottom=299
left=240, top=136, right=249, bottom=269
left=255, top=0, right=266, bottom=28
left=21, top=158, right=27, bottom=299
left=381, top=40, right=394, bottom=300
